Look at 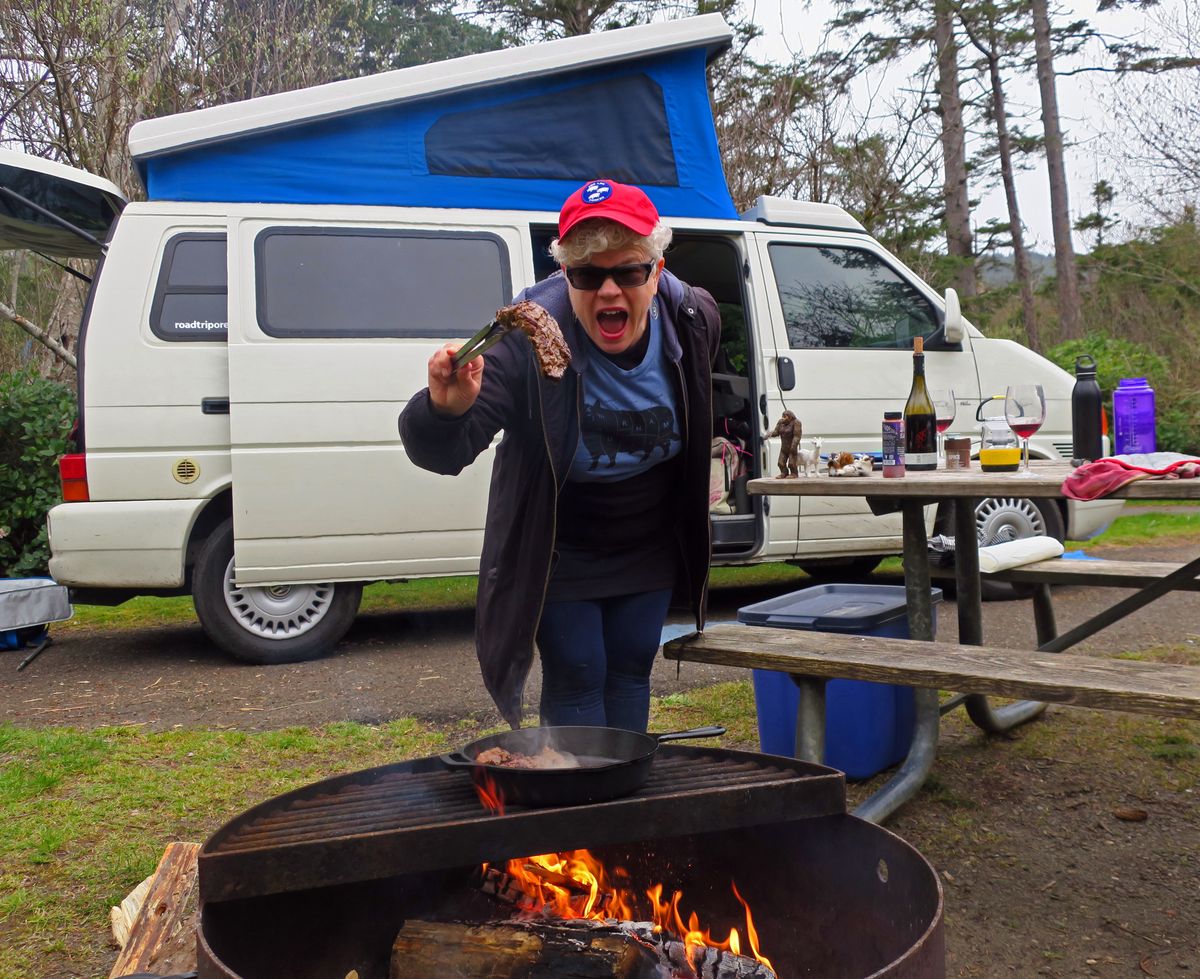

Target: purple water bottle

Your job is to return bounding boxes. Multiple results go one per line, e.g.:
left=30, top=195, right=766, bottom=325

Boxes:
left=1112, top=378, right=1157, bottom=454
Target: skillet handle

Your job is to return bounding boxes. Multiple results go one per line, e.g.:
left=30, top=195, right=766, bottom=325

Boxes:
left=440, top=752, right=477, bottom=769
left=655, top=725, right=725, bottom=743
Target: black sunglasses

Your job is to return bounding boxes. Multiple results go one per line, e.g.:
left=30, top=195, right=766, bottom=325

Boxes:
left=564, top=262, right=655, bottom=291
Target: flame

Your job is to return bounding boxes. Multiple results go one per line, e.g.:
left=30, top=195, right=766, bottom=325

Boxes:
left=472, top=771, right=505, bottom=816
left=486, top=849, right=772, bottom=970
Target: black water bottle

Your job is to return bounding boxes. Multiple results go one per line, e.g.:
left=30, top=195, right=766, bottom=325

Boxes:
left=1071, top=355, right=1103, bottom=463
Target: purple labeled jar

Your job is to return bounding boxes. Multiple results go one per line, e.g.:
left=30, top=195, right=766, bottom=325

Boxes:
left=882, top=411, right=905, bottom=477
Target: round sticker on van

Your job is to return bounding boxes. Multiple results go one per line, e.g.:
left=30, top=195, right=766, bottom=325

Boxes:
left=582, top=180, right=613, bottom=204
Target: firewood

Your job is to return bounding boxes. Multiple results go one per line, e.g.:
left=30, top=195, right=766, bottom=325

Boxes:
left=390, top=918, right=777, bottom=979
left=108, top=842, right=201, bottom=978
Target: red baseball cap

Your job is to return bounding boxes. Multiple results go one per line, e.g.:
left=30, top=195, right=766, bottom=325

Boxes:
left=558, top=179, right=660, bottom=239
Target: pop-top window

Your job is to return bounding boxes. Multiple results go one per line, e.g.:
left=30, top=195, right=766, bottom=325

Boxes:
left=768, top=244, right=937, bottom=350
left=255, top=229, right=511, bottom=338
left=150, top=233, right=227, bottom=341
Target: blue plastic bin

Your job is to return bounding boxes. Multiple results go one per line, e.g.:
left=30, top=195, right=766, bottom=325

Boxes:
left=739, top=583, right=942, bottom=780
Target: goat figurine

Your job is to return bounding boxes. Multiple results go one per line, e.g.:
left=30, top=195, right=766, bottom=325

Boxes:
left=798, top=436, right=823, bottom=477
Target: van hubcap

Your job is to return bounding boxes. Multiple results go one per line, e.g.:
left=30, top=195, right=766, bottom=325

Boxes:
left=975, top=497, right=1046, bottom=546
left=221, top=558, right=332, bottom=640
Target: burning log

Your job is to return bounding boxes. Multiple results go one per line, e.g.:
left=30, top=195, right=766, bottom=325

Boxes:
left=390, top=918, right=778, bottom=979
left=476, top=864, right=616, bottom=917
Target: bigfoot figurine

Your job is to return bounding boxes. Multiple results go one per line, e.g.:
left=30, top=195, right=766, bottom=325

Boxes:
left=766, top=410, right=802, bottom=478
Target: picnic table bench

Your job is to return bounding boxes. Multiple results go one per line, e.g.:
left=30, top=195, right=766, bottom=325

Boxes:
left=663, top=624, right=1200, bottom=721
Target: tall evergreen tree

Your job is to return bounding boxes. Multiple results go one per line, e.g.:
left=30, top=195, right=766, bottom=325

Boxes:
left=959, top=0, right=1041, bottom=349
left=1030, top=0, right=1083, bottom=339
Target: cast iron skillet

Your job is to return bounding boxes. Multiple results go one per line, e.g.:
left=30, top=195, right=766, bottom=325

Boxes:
left=441, top=725, right=725, bottom=807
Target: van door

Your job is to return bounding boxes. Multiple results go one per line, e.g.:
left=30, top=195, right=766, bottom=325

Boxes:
left=658, top=232, right=791, bottom=560
left=226, top=212, right=523, bottom=585
left=752, top=234, right=981, bottom=556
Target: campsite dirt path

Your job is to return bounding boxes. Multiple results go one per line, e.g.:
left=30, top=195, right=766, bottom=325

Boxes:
left=2, top=539, right=1198, bottom=978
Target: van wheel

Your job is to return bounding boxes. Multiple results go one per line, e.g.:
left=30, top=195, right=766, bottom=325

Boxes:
left=973, top=496, right=1065, bottom=600
left=193, top=519, right=363, bottom=665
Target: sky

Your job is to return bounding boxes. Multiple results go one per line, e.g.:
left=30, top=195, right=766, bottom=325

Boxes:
left=747, top=0, right=1162, bottom=252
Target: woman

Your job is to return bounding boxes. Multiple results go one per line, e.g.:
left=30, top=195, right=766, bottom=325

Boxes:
left=399, top=179, right=720, bottom=732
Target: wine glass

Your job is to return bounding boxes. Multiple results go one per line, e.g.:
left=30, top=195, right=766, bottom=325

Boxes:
left=930, top=388, right=956, bottom=462
left=1004, top=384, right=1046, bottom=475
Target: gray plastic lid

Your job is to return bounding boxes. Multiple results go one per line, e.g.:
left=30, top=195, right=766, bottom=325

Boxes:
left=737, top=583, right=942, bottom=631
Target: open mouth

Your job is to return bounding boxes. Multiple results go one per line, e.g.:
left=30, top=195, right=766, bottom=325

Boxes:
left=596, top=310, right=628, bottom=341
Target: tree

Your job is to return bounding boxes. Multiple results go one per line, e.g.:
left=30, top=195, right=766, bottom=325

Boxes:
left=1029, top=0, right=1083, bottom=339
left=0, top=0, right=508, bottom=373
left=958, top=0, right=1041, bottom=349
left=1074, top=180, right=1119, bottom=249
left=826, top=0, right=980, bottom=292
left=461, top=0, right=677, bottom=37
left=934, top=0, right=977, bottom=296
left=1111, top=0, right=1200, bottom=219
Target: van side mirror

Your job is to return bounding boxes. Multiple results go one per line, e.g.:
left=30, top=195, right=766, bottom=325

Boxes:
left=943, top=288, right=964, bottom=344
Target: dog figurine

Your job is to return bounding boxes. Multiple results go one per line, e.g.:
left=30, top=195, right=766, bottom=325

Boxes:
left=798, top=436, right=823, bottom=477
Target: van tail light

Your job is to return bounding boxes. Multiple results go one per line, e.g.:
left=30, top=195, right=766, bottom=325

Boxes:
left=59, top=454, right=90, bottom=502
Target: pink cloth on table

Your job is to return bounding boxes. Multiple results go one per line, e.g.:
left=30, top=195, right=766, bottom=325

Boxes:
left=1062, top=456, right=1200, bottom=500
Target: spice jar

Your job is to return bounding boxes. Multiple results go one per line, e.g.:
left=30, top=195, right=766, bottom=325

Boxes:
left=944, top=436, right=971, bottom=470
left=882, top=411, right=905, bottom=478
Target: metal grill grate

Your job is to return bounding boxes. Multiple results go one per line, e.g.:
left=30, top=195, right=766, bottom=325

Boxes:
left=199, top=746, right=845, bottom=902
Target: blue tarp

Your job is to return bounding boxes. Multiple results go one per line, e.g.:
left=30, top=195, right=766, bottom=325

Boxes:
left=140, top=49, right=737, bottom=221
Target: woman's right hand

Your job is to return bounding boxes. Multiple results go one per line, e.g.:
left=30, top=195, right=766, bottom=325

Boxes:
left=428, top=343, right=484, bottom=417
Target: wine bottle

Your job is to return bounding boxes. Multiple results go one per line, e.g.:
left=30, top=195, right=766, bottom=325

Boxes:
left=903, top=336, right=938, bottom=471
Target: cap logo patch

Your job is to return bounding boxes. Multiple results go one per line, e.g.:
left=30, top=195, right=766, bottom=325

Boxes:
left=582, top=180, right=613, bottom=204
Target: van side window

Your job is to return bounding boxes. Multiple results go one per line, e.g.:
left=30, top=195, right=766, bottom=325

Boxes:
left=768, top=244, right=937, bottom=350
left=150, top=234, right=228, bottom=341
left=255, top=229, right=511, bottom=338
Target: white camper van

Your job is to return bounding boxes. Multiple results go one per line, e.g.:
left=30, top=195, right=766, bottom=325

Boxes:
left=8, top=16, right=1118, bottom=664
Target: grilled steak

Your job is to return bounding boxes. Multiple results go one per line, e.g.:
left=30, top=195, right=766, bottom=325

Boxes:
left=496, top=300, right=570, bottom=380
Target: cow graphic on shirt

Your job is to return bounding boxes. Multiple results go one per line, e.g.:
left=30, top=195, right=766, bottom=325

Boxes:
left=581, top=401, right=678, bottom=469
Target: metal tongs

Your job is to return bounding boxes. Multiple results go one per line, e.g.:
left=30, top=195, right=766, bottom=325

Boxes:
left=452, top=317, right=510, bottom=371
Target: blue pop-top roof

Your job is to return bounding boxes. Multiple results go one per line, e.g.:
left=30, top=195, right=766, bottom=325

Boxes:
left=127, top=16, right=737, bottom=221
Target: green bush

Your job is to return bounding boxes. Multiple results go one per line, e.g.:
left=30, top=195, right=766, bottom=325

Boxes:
left=0, top=371, right=76, bottom=577
left=1047, top=334, right=1167, bottom=405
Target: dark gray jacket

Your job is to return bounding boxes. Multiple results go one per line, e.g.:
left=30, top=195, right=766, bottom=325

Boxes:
left=399, top=269, right=720, bottom=727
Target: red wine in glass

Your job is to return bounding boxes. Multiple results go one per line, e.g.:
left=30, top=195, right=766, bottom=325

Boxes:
left=1004, top=384, right=1047, bottom=474
left=930, top=388, right=956, bottom=461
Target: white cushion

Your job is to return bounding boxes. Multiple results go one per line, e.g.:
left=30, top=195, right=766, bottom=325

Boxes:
left=977, top=536, right=1065, bottom=573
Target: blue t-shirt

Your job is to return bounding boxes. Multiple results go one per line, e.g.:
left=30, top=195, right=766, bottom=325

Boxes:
left=549, top=300, right=683, bottom=602
left=569, top=299, right=681, bottom=482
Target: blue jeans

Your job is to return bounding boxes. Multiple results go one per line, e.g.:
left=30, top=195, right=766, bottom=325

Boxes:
left=536, top=588, right=673, bottom=732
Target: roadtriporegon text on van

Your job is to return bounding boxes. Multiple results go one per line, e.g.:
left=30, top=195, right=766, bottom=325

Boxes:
left=8, top=15, right=1121, bottom=664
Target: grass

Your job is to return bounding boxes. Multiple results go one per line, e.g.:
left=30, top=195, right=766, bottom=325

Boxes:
left=1071, top=509, right=1200, bottom=545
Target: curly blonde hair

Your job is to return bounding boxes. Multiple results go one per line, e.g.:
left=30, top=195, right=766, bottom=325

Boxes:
left=549, top=218, right=673, bottom=267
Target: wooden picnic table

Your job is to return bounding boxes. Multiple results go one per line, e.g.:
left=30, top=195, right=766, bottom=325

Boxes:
left=668, top=460, right=1200, bottom=823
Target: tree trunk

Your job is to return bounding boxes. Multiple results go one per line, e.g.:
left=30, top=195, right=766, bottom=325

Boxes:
left=933, top=0, right=977, bottom=297
left=985, top=51, right=1041, bottom=351
left=1030, top=0, right=1083, bottom=339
